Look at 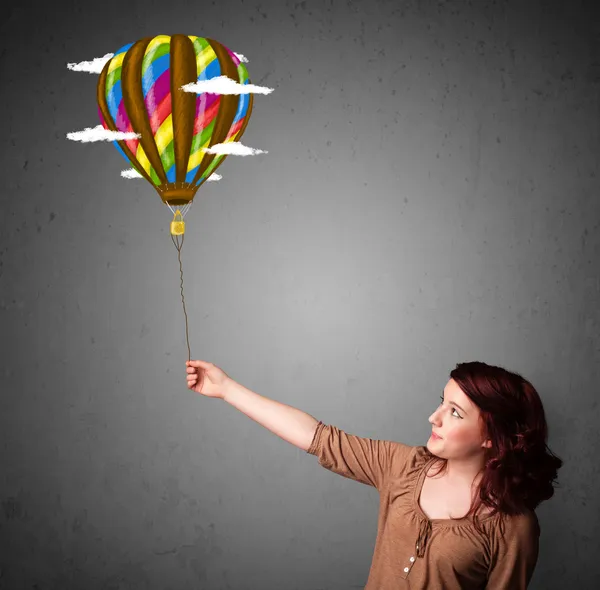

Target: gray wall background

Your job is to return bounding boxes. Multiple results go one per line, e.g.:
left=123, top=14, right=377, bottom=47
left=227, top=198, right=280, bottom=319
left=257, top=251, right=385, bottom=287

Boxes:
left=1, top=0, right=599, bottom=588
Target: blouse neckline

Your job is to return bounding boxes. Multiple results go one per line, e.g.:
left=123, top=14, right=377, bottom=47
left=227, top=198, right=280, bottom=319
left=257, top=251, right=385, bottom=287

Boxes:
left=413, top=455, right=497, bottom=526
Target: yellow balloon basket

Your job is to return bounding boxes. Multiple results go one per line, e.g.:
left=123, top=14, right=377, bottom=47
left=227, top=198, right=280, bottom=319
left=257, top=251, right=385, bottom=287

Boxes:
left=170, top=210, right=185, bottom=236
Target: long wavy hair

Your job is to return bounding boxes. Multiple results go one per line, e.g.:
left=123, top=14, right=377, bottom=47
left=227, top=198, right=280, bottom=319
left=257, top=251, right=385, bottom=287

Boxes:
left=427, top=361, right=563, bottom=536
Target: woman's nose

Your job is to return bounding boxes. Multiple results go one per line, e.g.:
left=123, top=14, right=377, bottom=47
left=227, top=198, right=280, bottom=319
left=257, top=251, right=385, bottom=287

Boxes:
left=429, top=410, right=441, bottom=425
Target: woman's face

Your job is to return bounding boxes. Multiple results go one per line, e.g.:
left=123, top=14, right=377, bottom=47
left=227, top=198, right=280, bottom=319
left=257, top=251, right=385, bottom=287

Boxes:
left=427, top=378, right=491, bottom=464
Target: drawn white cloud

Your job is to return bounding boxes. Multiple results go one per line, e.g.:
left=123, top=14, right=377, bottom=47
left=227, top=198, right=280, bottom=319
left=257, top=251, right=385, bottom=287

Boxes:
left=67, top=50, right=248, bottom=75
left=181, top=75, right=273, bottom=95
left=66, top=125, right=140, bottom=142
left=66, top=54, right=113, bottom=74
left=121, top=169, right=142, bottom=178
left=203, top=142, right=267, bottom=156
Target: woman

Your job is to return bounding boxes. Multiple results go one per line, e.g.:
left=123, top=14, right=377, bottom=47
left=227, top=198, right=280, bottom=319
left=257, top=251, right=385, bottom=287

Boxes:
left=185, top=359, right=563, bottom=589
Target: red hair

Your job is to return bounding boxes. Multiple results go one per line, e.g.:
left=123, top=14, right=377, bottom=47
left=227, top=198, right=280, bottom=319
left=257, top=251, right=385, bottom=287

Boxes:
left=428, top=361, right=563, bottom=534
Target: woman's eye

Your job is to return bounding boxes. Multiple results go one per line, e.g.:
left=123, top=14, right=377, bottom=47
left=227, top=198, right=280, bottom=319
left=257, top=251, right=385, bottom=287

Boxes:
left=439, top=397, right=461, bottom=418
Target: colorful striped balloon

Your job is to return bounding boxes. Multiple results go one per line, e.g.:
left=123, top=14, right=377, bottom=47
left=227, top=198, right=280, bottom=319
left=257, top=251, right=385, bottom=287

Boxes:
left=97, top=34, right=254, bottom=206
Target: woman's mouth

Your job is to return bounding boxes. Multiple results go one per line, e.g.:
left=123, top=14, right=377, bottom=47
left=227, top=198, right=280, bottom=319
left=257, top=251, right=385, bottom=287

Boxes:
left=431, top=432, right=442, bottom=440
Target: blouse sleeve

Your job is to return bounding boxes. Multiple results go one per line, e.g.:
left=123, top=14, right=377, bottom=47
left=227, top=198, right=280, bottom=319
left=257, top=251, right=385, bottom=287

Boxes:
left=306, top=421, right=413, bottom=491
left=485, top=511, right=540, bottom=589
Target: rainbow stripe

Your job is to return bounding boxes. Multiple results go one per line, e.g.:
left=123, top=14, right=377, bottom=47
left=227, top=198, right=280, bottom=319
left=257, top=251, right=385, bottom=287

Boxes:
left=197, top=50, right=252, bottom=185
left=104, top=41, right=162, bottom=185
left=186, top=36, right=222, bottom=183
left=141, top=36, right=175, bottom=183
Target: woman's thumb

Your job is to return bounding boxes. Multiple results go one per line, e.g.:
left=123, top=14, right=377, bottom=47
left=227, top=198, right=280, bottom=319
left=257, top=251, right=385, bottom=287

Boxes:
left=188, top=359, right=209, bottom=367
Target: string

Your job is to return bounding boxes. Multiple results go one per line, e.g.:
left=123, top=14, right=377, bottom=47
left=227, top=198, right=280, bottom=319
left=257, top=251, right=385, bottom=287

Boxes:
left=170, top=231, right=191, bottom=363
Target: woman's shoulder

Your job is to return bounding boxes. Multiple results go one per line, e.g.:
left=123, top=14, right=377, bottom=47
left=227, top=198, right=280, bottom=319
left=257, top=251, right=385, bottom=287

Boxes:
left=489, top=507, right=540, bottom=543
left=385, top=442, right=433, bottom=480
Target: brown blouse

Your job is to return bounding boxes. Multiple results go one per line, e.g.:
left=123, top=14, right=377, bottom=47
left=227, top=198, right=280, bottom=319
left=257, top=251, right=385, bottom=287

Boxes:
left=306, top=421, right=540, bottom=589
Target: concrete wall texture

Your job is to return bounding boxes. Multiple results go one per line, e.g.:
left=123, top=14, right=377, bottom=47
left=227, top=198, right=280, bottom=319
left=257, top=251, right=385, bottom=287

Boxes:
left=1, top=0, right=599, bottom=588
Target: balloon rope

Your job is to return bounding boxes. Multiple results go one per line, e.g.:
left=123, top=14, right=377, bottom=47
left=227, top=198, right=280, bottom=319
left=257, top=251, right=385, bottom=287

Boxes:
left=171, top=233, right=191, bottom=362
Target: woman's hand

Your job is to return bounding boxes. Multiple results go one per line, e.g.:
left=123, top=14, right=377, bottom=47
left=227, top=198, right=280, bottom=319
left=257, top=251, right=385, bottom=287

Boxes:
left=185, top=360, right=233, bottom=400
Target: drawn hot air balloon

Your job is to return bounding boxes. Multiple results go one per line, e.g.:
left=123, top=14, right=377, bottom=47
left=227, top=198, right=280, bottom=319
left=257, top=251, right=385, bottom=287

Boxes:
left=96, top=34, right=254, bottom=235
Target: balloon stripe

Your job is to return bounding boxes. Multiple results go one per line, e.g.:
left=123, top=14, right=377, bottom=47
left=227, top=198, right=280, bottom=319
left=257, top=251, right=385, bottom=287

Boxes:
left=188, top=131, right=205, bottom=160
left=98, top=55, right=149, bottom=183
left=106, top=94, right=138, bottom=154
left=190, top=36, right=211, bottom=57
left=134, top=143, right=152, bottom=174
left=190, top=37, right=213, bottom=71
left=190, top=93, right=212, bottom=138
left=124, top=137, right=139, bottom=154
left=187, top=136, right=212, bottom=175
left=149, top=166, right=161, bottom=185
left=225, top=47, right=241, bottom=67
left=196, top=45, right=216, bottom=75
left=113, top=141, right=130, bottom=163
left=135, top=142, right=157, bottom=183
left=192, top=38, right=240, bottom=184
left=188, top=134, right=204, bottom=161
left=223, top=70, right=251, bottom=135
left=224, top=93, right=249, bottom=140
left=187, top=40, right=222, bottom=180
left=120, top=38, right=169, bottom=186
left=197, top=154, right=224, bottom=184
left=115, top=101, right=133, bottom=134
left=141, top=37, right=170, bottom=76
left=165, top=161, right=176, bottom=181
left=97, top=42, right=162, bottom=189
left=145, top=69, right=171, bottom=133
left=142, top=53, right=170, bottom=96
left=187, top=120, right=215, bottom=171
left=190, top=101, right=218, bottom=158
left=193, top=96, right=219, bottom=135
left=98, top=107, right=107, bottom=128
left=185, top=164, right=200, bottom=183
left=196, top=118, right=217, bottom=152
left=156, top=114, right=175, bottom=181
left=108, top=51, right=127, bottom=76
left=134, top=144, right=158, bottom=183
left=222, top=72, right=253, bottom=145
left=106, top=66, right=122, bottom=94
left=111, top=43, right=133, bottom=62
left=193, top=139, right=214, bottom=184
left=164, top=151, right=176, bottom=182
left=106, top=79, right=122, bottom=124
left=194, top=91, right=219, bottom=120
left=198, top=89, right=254, bottom=186
left=227, top=65, right=251, bottom=134
left=104, top=59, right=124, bottom=125
left=142, top=38, right=171, bottom=180
left=148, top=89, right=171, bottom=135
left=226, top=117, right=244, bottom=140
left=200, top=58, right=220, bottom=82
left=191, top=119, right=216, bottom=159
left=238, top=62, right=249, bottom=84
left=141, top=39, right=174, bottom=183
left=155, top=114, right=174, bottom=158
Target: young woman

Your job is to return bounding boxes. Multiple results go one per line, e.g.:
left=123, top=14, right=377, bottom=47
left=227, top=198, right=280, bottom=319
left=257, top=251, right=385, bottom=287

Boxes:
left=185, top=359, right=563, bottom=589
